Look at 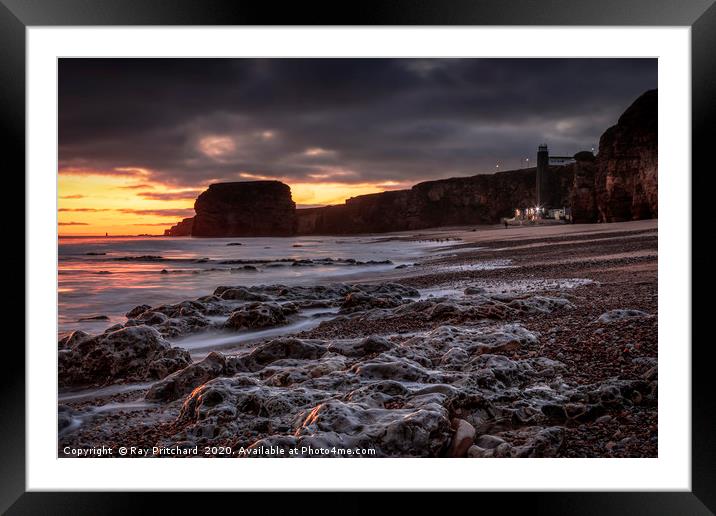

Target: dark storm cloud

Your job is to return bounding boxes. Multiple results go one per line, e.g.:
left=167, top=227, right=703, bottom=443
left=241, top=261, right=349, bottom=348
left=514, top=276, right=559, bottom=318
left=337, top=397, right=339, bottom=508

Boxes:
left=59, top=58, right=657, bottom=188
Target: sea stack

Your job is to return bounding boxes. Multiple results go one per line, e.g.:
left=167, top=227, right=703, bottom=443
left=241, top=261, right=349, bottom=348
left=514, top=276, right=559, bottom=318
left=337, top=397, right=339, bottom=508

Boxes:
left=191, top=181, right=297, bottom=237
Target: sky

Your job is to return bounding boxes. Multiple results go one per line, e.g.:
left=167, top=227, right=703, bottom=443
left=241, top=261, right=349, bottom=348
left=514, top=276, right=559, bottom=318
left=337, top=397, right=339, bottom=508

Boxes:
left=58, top=58, right=657, bottom=235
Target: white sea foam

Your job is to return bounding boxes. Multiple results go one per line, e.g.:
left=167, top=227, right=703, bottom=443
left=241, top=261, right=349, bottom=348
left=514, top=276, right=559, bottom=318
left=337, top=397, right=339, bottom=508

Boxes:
left=173, top=308, right=340, bottom=360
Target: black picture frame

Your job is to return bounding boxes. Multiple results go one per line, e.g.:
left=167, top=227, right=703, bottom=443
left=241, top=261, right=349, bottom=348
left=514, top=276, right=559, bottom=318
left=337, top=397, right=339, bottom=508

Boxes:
left=3, top=0, right=712, bottom=513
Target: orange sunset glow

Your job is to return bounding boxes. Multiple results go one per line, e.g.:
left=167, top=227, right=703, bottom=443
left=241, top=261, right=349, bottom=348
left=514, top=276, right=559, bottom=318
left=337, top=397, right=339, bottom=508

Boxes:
left=58, top=170, right=409, bottom=236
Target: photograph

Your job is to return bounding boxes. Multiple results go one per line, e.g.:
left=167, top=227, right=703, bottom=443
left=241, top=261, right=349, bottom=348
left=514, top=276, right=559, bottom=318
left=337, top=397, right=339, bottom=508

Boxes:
left=56, top=57, right=659, bottom=459
left=2, top=0, right=710, bottom=506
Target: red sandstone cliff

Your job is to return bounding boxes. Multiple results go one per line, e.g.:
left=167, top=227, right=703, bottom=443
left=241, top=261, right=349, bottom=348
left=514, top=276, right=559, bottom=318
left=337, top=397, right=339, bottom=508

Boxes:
left=594, top=89, right=658, bottom=222
left=568, top=152, right=598, bottom=223
left=296, top=166, right=573, bottom=235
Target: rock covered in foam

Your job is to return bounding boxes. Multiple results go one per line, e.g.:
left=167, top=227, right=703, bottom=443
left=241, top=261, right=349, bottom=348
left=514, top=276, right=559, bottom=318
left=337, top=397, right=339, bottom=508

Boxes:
left=292, top=398, right=452, bottom=457
left=218, top=287, right=270, bottom=302
left=469, top=426, right=564, bottom=458
left=58, top=325, right=191, bottom=388
left=68, top=282, right=654, bottom=458
left=340, top=292, right=408, bottom=313
left=125, top=304, right=151, bottom=318
left=224, top=302, right=289, bottom=330
left=327, top=336, right=395, bottom=357
left=58, top=330, right=92, bottom=350
left=595, top=309, right=651, bottom=324
left=508, top=296, right=574, bottom=314
left=175, top=377, right=331, bottom=443
left=233, top=338, right=329, bottom=372
left=146, top=351, right=227, bottom=402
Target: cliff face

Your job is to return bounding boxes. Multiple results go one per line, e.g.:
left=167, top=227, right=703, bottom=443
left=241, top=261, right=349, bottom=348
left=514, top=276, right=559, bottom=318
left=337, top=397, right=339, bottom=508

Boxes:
left=569, top=153, right=598, bottom=223
left=191, top=181, right=296, bottom=237
left=593, top=89, right=658, bottom=222
left=296, top=167, right=572, bottom=235
left=164, top=217, right=194, bottom=237
left=296, top=190, right=413, bottom=235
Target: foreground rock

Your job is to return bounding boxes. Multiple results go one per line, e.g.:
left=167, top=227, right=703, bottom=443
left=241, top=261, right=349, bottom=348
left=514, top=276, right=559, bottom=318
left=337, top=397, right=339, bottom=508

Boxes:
left=153, top=317, right=654, bottom=458
left=594, top=309, right=652, bottom=324
left=224, top=302, right=290, bottom=330
left=58, top=326, right=191, bottom=388
left=146, top=352, right=226, bottom=402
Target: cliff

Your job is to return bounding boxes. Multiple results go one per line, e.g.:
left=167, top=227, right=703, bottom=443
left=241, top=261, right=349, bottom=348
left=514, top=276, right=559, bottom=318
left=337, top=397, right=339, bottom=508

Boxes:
left=568, top=153, right=598, bottom=223
left=164, top=217, right=194, bottom=237
left=191, top=181, right=296, bottom=237
left=594, top=89, right=658, bottom=222
left=296, top=166, right=573, bottom=234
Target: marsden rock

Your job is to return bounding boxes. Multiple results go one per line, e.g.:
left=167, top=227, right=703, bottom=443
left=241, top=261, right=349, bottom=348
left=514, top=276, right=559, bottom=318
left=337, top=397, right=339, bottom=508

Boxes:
left=192, top=181, right=296, bottom=237
left=58, top=325, right=191, bottom=388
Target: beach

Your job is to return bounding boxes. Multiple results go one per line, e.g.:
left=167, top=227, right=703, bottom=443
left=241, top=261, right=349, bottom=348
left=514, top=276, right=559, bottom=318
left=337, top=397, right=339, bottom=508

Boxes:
left=58, top=219, right=657, bottom=458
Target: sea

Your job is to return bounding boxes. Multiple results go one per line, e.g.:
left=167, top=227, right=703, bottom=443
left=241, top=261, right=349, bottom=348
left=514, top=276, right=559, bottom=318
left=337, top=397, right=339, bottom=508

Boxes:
left=58, top=234, right=449, bottom=339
